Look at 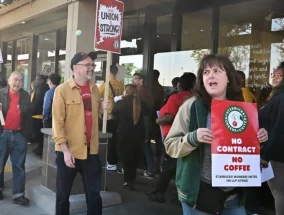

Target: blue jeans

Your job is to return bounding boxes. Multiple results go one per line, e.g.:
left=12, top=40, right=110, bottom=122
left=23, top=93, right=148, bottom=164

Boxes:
left=182, top=196, right=246, bottom=215
left=56, top=152, right=102, bottom=215
left=143, top=141, right=153, bottom=174
left=0, top=131, right=28, bottom=198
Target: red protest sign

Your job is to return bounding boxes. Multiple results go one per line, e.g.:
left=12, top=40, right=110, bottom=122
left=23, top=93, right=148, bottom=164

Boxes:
left=211, top=100, right=261, bottom=187
left=94, top=0, right=124, bottom=54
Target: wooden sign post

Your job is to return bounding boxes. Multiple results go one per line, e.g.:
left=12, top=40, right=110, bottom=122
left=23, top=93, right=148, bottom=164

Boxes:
left=102, top=52, right=112, bottom=133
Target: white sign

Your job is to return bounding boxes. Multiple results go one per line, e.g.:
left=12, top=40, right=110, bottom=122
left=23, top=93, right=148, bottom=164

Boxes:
left=94, top=0, right=124, bottom=54
left=97, top=5, right=122, bottom=44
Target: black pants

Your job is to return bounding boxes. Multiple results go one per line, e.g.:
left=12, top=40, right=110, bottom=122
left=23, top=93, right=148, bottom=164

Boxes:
left=106, top=120, right=118, bottom=165
left=32, top=118, right=43, bottom=149
left=56, top=152, right=102, bottom=215
left=155, top=168, right=176, bottom=193
left=43, top=118, right=52, bottom=128
left=118, top=138, right=143, bottom=183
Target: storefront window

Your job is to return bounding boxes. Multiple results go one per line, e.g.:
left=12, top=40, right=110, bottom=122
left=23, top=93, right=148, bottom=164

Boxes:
left=37, top=32, right=56, bottom=77
left=119, top=54, right=143, bottom=84
left=4, top=41, right=13, bottom=78
left=15, top=38, right=29, bottom=90
left=154, top=9, right=212, bottom=89
left=156, top=14, right=172, bottom=53
left=58, top=30, right=67, bottom=82
left=219, top=0, right=284, bottom=108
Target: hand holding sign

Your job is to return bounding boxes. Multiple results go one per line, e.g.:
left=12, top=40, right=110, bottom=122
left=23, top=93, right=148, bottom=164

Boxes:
left=257, top=128, right=268, bottom=143
left=197, top=128, right=215, bottom=144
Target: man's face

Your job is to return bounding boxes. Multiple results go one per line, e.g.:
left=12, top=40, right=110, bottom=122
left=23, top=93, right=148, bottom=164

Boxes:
left=73, top=57, right=95, bottom=81
left=8, top=74, right=23, bottom=93
left=132, top=75, right=142, bottom=87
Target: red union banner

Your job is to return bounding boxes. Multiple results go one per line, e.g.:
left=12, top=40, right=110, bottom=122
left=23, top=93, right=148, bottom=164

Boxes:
left=94, top=0, right=124, bottom=54
left=211, top=100, right=261, bottom=187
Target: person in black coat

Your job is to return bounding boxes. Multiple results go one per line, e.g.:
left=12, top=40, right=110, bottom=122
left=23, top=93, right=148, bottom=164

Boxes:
left=31, top=75, right=49, bottom=156
left=112, top=84, right=148, bottom=190
left=259, top=62, right=284, bottom=215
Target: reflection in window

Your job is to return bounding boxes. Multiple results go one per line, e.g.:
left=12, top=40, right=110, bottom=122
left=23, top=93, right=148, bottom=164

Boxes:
left=220, top=45, right=250, bottom=77
left=271, top=18, right=284, bottom=31
left=154, top=50, right=209, bottom=87
left=220, top=23, right=252, bottom=37
left=119, top=55, right=143, bottom=84
left=58, top=30, right=67, bottom=80
left=5, top=41, right=13, bottom=78
left=219, top=0, right=284, bottom=108
left=37, top=32, right=56, bottom=76
left=182, top=9, right=212, bottom=51
left=15, top=38, right=29, bottom=90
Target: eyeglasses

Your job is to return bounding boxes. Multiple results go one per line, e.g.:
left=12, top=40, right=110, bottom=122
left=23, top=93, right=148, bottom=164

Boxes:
left=270, top=72, right=283, bottom=79
left=12, top=78, right=23, bottom=83
left=76, top=63, right=96, bottom=69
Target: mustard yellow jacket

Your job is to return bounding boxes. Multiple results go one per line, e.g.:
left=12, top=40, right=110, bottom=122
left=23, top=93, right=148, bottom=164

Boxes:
left=52, top=77, right=101, bottom=159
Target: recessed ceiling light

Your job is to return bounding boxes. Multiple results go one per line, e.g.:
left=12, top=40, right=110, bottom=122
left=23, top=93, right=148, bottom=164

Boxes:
left=21, top=21, right=26, bottom=24
left=44, top=38, right=49, bottom=41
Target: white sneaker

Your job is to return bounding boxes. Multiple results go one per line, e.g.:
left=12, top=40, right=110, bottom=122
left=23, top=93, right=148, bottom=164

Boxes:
left=107, top=164, right=117, bottom=171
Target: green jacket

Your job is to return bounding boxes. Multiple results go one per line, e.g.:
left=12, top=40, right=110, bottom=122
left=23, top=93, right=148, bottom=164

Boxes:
left=164, top=97, right=207, bottom=206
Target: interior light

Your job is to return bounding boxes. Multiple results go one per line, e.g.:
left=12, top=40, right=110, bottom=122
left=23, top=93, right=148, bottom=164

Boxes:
left=0, top=0, right=13, bottom=5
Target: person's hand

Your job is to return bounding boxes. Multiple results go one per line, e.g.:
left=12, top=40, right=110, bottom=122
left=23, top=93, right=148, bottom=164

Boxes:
left=196, top=128, right=214, bottom=144
left=156, top=118, right=161, bottom=124
left=257, top=128, right=268, bottom=143
left=102, top=100, right=110, bottom=110
left=63, top=150, right=75, bottom=168
left=260, top=158, right=268, bottom=169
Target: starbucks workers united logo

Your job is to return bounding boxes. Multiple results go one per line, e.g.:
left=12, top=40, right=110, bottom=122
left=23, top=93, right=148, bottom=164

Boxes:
left=224, top=106, right=248, bottom=133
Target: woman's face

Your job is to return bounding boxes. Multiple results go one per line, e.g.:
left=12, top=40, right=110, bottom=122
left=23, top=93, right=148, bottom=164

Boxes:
left=271, top=68, right=283, bottom=88
left=203, top=65, right=228, bottom=100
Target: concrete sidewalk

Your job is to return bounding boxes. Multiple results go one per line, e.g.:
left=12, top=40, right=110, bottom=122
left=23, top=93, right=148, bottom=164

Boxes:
left=0, top=144, right=182, bottom=215
left=0, top=144, right=46, bottom=215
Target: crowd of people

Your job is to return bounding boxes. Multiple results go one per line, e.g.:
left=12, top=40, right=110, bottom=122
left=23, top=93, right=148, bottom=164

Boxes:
left=0, top=51, right=283, bottom=215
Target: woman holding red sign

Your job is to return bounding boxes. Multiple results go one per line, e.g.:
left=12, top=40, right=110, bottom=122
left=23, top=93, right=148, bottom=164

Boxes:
left=259, top=62, right=284, bottom=215
left=164, top=54, right=268, bottom=215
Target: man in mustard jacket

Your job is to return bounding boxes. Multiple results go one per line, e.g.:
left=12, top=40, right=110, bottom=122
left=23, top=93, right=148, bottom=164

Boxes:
left=52, top=52, right=103, bottom=215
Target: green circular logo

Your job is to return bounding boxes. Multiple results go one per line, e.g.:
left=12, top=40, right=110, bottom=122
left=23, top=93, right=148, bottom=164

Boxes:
left=224, top=106, right=248, bottom=133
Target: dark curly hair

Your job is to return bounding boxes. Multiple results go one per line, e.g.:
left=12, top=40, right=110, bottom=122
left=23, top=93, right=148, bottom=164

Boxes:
left=194, top=54, right=243, bottom=109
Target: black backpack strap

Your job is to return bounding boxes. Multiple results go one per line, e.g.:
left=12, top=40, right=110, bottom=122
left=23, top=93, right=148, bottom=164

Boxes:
left=109, top=82, right=116, bottom=99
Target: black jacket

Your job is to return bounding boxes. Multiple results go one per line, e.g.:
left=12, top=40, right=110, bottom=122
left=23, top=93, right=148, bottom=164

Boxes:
left=32, top=83, right=49, bottom=116
left=259, top=90, right=284, bottom=162
left=112, top=95, right=149, bottom=142
left=0, top=86, right=32, bottom=141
